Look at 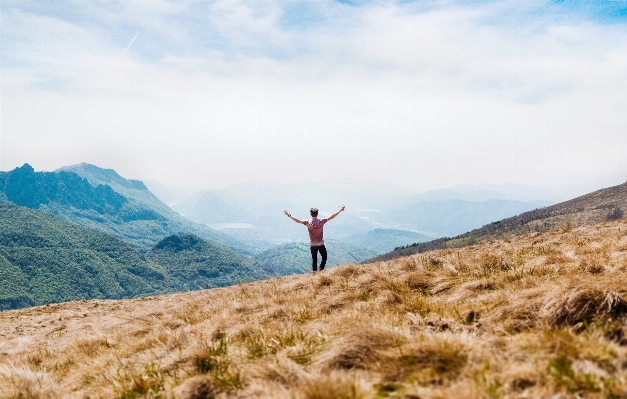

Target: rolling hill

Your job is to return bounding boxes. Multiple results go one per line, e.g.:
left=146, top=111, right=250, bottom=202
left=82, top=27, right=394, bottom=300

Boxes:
left=370, top=179, right=627, bottom=262
left=146, top=234, right=268, bottom=290
left=0, top=163, right=262, bottom=254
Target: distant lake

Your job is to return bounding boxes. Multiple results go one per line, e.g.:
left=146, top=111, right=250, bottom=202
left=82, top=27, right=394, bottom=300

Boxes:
left=208, top=223, right=254, bottom=230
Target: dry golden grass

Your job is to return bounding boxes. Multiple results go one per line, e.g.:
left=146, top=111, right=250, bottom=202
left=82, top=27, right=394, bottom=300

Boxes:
left=2, top=220, right=627, bottom=398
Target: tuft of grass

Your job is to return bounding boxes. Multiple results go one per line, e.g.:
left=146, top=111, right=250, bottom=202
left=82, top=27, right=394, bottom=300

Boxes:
left=324, top=327, right=399, bottom=372
left=245, top=330, right=271, bottom=359
left=578, top=257, right=606, bottom=274
left=295, top=372, right=368, bottom=399
left=480, top=253, right=510, bottom=274
left=75, top=337, right=111, bottom=358
left=332, top=264, right=364, bottom=279
left=193, top=336, right=242, bottom=390
left=546, top=354, right=609, bottom=395
left=316, top=274, right=335, bottom=288
left=391, top=336, right=468, bottom=381
left=286, top=334, right=323, bottom=366
left=173, top=375, right=218, bottom=399
left=542, top=287, right=627, bottom=329
left=195, top=336, right=229, bottom=374
left=374, top=381, right=404, bottom=397
left=405, top=272, right=430, bottom=293
left=423, top=255, right=443, bottom=269
left=474, top=363, right=505, bottom=399
left=114, top=362, right=165, bottom=399
left=0, top=364, right=61, bottom=399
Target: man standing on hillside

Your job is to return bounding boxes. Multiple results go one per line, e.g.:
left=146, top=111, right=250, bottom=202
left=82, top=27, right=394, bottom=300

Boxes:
left=284, top=206, right=346, bottom=273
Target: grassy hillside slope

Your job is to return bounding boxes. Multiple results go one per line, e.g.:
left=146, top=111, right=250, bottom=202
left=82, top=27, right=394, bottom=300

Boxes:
left=371, top=179, right=627, bottom=262
left=0, top=203, right=180, bottom=310
left=2, top=219, right=626, bottom=398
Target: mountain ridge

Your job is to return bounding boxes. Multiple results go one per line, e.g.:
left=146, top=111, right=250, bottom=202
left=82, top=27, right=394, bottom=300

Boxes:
left=0, top=163, right=263, bottom=254
left=369, top=179, right=627, bottom=262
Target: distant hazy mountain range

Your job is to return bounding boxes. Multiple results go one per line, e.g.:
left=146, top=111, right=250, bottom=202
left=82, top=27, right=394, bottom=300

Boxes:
left=374, top=199, right=551, bottom=237
left=0, top=163, right=264, bottom=254
left=369, top=179, right=627, bottom=262
left=144, top=180, right=198, bottom=206
left=345, top=229, right=431, bottom=254
left=417, top=183, right=561, bottom=202
left=159, top=179, right=556, bottom=254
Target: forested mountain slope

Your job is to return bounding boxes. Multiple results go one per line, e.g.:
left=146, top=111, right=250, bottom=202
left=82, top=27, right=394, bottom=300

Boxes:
left=146, top=234, right=268, bottom=290
left=0, top=203, right=180, bottom=310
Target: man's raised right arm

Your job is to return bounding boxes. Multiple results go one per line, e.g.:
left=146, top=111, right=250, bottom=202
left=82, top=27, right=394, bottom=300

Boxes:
left=284, top=210, right=304, bottom=224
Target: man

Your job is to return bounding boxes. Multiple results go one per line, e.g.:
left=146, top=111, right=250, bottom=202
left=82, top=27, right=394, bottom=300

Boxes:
left=284, top=205, right=346, bottom=272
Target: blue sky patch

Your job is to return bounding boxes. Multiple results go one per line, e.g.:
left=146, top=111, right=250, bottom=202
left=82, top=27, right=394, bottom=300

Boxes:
left=279, top=2, right=327, bottom=29
left=549, top=0, right=627, bottom=23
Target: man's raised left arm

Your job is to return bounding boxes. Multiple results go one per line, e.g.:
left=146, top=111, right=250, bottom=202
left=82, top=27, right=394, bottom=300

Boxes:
left=326, top=205, right=345, bottom=221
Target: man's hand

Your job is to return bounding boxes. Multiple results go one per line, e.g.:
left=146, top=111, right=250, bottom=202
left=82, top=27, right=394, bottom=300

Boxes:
left=284, top=210, right=291, bottom=217
left=339, top=205, right=345, bottom=212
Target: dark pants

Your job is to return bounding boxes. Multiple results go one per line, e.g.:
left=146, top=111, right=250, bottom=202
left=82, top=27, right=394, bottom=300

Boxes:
left=310, top=245, right=327, bottom=272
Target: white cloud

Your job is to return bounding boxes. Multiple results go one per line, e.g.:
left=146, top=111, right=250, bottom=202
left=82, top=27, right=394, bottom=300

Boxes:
left=1, top=0, right=626, bottom=197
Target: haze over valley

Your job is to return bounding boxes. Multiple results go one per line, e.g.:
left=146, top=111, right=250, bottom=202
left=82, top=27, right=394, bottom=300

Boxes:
left=148, top=177, right=557, bottom=252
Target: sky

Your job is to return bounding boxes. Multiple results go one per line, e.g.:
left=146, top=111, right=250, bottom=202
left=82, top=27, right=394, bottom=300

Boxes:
left=1, top=0, right=626, bottom=197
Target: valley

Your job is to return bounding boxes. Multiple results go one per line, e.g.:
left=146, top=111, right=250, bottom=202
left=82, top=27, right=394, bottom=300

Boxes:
left=0, top=162, right=614, bottom=313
